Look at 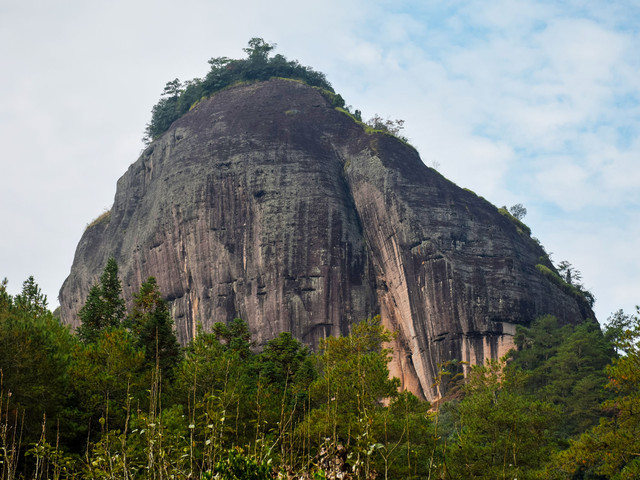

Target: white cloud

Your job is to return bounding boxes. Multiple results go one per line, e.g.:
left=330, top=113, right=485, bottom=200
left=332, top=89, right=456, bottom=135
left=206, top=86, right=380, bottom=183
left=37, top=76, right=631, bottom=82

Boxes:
left=534, top=159, right=591, bottom=211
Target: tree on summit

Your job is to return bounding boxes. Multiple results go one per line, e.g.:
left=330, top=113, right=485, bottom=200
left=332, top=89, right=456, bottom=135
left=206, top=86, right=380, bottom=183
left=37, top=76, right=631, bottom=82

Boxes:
left=243, top=37, right=275, bottom=62
left=162, top=78, right=183, bottom=98
left=77, top=258, right=126, bottom=343
left=509, top=203, right=527, bottom=221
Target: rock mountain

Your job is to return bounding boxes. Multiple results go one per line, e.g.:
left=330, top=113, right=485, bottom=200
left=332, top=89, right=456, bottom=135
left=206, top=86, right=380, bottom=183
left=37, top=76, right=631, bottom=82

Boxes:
left=59, top=79, right=594, bottom=400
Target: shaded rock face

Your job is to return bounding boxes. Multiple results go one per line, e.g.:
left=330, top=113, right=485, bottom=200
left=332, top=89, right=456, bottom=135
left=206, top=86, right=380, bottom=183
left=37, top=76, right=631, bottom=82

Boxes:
left=60, top=79, right=594, bottom=400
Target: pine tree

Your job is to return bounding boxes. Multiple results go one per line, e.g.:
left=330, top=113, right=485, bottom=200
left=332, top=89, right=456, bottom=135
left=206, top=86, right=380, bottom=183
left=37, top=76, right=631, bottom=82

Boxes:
left=447, top=357, right=559, bottom=480
left=77, top=258, right=126, bottom=343
left=0, top=277, right=11, bottom=312
left=13, top=275, right=48, bottom=318
left=125, top=277, right=181, bottom=377
left=99, top=258, right=126, bottom=325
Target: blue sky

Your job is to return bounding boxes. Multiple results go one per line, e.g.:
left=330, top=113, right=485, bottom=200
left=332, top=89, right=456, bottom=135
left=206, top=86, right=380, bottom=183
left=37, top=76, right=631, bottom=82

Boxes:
left=1, top=0, right=638, bottom=323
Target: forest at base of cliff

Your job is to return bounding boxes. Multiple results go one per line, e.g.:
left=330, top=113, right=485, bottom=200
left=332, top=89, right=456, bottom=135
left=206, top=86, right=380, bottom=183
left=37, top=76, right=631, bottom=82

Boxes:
left=2, top=271, right=640, bottom=480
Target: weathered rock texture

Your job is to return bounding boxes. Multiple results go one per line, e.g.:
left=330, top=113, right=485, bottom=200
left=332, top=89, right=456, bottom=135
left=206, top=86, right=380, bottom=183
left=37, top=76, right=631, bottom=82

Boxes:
left=60, top=79, right=594, bottom=400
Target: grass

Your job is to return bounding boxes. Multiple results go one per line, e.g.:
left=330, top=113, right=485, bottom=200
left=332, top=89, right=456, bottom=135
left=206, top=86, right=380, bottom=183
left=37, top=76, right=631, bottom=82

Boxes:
left=85, top=209, right=111, bottom=231
left=535, top=264, right=590, bottom=306
left=498, top=208, right=531, bottom=236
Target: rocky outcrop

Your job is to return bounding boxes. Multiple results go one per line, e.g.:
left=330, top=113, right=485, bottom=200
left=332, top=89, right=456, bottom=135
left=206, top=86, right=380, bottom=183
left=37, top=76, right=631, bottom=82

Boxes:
left=59, top=79, right=594, bottom=400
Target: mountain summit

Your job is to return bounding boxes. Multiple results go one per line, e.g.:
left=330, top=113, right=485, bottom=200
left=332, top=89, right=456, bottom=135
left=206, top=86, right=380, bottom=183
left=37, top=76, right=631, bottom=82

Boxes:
left=60, top=78, right=593, bottom=399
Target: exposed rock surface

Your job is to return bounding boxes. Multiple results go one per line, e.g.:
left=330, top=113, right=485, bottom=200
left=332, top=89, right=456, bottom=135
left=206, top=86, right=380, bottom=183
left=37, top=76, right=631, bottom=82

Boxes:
left=60, top=79, right=594, bottom=399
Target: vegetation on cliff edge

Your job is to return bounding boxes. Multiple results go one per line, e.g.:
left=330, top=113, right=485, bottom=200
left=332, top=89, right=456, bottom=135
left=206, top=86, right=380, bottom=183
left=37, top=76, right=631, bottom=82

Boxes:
left=144, top=38, right=334, bottom=143
left=144, top=38, right=408, bottom=146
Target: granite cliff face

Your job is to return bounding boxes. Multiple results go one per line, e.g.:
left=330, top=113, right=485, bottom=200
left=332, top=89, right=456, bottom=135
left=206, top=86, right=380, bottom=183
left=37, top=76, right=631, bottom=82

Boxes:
left=59, top=79, right=594, bottom=399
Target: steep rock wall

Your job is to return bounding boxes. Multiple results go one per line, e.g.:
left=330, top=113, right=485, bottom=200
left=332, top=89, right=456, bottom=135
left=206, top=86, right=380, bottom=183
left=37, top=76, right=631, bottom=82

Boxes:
left=60, top=79, right=594, bottom=399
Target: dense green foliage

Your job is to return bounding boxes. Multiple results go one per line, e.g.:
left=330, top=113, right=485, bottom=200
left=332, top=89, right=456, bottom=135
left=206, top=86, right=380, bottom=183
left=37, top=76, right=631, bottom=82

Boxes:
left=447, top=358, right=560, bottom=479
left=553, top=307, right=640, bottom=478
left=0, top=278, right=75, bottom=448
left=76, top=258, right=126, bottom=343
left=1, top=270, right=637, bottom=478
left=124, top=276, right=181, bottom=377
left=144, top=38, right=334, bottom=142
left=511, top=315, right=613, bottom=438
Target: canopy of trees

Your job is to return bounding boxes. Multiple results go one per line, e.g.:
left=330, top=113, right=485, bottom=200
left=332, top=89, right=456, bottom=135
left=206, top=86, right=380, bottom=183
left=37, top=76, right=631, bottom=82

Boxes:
left=1, top=268, right=637, bottom=478
left=144, top=38, right=334, bottom=143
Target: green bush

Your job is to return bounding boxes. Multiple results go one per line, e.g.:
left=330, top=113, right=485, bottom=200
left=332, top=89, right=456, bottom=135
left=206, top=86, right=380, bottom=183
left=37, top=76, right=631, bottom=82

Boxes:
left=208, top=447, right=274, bottom=480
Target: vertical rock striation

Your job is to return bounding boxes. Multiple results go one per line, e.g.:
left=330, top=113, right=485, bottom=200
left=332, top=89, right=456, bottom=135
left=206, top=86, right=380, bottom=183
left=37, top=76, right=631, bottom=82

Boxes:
left=60, top=79, right=594, bottom=399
